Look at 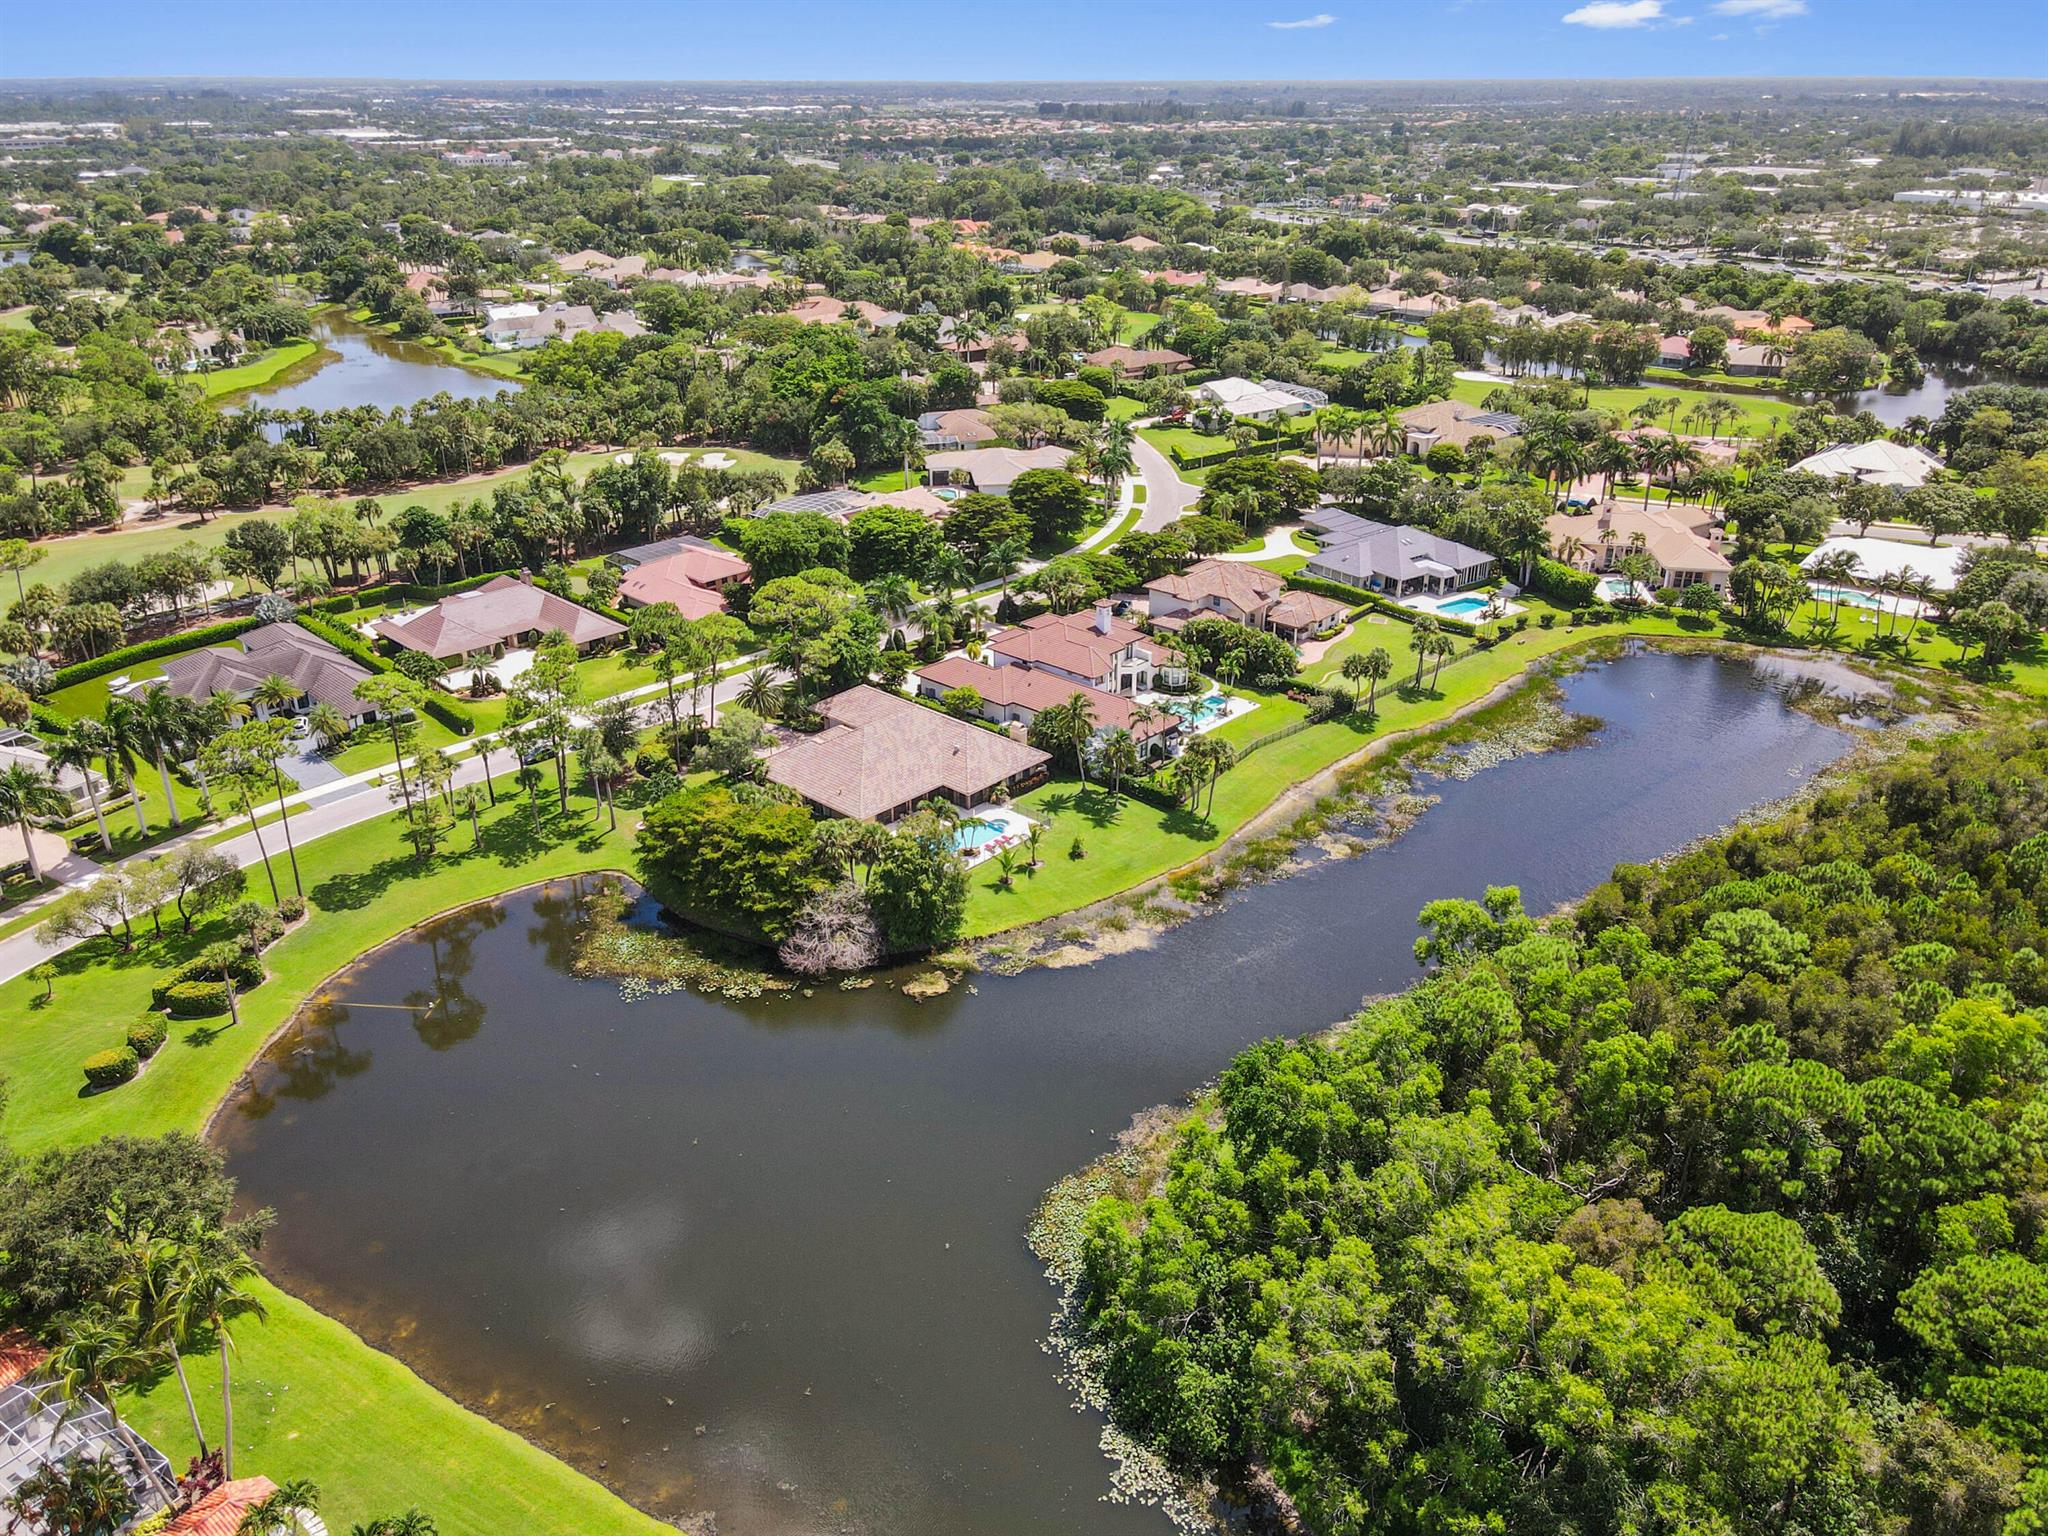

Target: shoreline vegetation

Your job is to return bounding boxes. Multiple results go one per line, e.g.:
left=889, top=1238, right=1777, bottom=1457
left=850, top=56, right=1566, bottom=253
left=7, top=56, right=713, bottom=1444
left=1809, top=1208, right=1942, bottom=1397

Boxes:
left=1022, top=705, right=1966, bottom=1536
left=0, top=636, right=1976, bottom=1534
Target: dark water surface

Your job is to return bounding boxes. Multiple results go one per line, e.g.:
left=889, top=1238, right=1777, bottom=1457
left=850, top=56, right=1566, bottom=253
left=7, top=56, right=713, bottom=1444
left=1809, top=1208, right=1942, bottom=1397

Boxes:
left=225, top=312, right=519, bottom=418
left=219, top=650, right=1854, bottom=1536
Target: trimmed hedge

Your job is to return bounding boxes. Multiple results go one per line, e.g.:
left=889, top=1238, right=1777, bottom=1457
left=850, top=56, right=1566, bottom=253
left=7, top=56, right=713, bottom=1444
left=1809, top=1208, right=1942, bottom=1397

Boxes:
left=157, top=980, right=230, bottom=1018
left=127, top=1014, right=168, bottom=1059
left=83, top=1048, right=140, bottom=1089
left=1168, top=432, right=1312, bottom=472
left=50, top=615, right=266, bottom=692
left=1530, top=557, right=1600, bottom=609
left=310, top=569, right=519, bottom=616
left=152, top=953, right=262, bottom=1011
left=1282, top=573, right=1482, bottom=638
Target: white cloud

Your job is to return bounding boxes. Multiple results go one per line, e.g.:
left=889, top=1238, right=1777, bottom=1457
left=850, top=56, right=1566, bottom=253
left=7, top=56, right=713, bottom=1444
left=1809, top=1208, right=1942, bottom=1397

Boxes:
left=1710, top=0, right=1808, bottom=15
left=1268, top=12, right=1337, bottom=26
left=1561, top=1, right=1666, bottom=28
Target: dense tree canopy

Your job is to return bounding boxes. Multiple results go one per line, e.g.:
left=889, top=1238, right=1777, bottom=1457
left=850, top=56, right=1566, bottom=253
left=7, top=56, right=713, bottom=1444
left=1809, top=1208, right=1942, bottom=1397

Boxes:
left=1079, top=727, right=2048, bottom=1536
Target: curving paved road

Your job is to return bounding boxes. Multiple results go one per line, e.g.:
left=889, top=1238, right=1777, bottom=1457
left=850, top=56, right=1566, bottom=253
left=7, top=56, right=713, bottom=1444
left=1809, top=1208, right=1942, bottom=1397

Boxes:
left=1131, top=425, right=1202, bottom=533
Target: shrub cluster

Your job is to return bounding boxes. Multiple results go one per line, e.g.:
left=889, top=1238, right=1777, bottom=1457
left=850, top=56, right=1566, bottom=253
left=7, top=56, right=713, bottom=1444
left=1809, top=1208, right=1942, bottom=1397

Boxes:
left=82, top=1048, right=140, bottom=1089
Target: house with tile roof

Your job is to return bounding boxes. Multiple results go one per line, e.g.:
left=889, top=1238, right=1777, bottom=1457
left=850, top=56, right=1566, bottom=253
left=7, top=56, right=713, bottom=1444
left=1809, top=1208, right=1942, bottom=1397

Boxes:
left=765, top=686, right=1049, bottom=823
left=1545, top=502, right=1733, bottom=592
left=912, top=657, right=1180, bottom=759
left=372, top=574, right=625, bottom=663
left=1397, top=398, right=1524, bottom=456
left=157, top=622, right=382, bottom=723
left=1302, top=510, right=1498, bottom=597
left=924, top=445, right=1072, bottom=496
left=1085, top=344, right=1192, bottom=376
left=617, top=548, right=752, bottom=618
left=986, top=606, right=1185, bottom=694
left=1146, top=560, right=1349, bottom=644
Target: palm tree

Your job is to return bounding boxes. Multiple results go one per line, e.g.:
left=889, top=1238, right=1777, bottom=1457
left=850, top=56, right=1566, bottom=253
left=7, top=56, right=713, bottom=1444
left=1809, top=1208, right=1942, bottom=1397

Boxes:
left=1358, top=646, right=1393, bottom=714
left=307, top=702, right=349, bottom=753
left=1050, top=692, right=1099, bottom=786
left=737, top=668, right=782, bottom=720
left=254, top=673, right=303, bottom=722
left=38, top=1309, right=177, bottom=1507
left=108, top=1222, right=209, bottom=1459
left=100, top=698, right=152, bottom=837
left=0, top=761, right=70, bottom=882
left=1098, top=728, right=1140, bottom=799
left=186, top=690, right=249, bottom=811
left=131, top=684, right=189, bottom=830
left=52, top=719, right=115, bottom=854
left=865, top=573, right=918, bottom=629
left=4, top=1451, right=137, bottom=1535
left=1408, top=616, right=1442, bottom=688
left=925, top=544, right=971, bottom=598
left=1179, top=734, right=1235, bottom=819
left=237, top=1477, right=322, bottom=1536
left=173, top=1244, right=267, bottom=1480
left=980, top=536, right=1028, bottom=599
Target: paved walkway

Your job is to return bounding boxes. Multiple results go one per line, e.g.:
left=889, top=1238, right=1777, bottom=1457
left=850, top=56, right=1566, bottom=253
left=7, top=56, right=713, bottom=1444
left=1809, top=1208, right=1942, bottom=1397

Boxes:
left=1131, top=425, right=1201, bottom=533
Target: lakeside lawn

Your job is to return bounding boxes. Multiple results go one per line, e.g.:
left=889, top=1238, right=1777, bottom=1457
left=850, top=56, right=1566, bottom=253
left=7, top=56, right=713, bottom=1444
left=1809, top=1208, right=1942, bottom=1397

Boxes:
left=961, top=621, right=1597, bottom=935
left=1445, top=375, right=1798, bottom=439
left=0, top=783, right=667, bottom=1534
left=197, top=341, right=323, bottom=399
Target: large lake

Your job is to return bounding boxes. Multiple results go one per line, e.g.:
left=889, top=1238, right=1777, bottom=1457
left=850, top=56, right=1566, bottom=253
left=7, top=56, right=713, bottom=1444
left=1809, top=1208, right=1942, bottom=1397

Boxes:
left=223, top=312, right=520, bottom=418
left=218, top=649, right=1856, bottom=1536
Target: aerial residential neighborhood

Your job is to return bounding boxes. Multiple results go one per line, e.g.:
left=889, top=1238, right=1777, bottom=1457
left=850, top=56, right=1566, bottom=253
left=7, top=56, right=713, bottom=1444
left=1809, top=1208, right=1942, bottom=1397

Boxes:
left=1, top=13, right=2047, bottom=1536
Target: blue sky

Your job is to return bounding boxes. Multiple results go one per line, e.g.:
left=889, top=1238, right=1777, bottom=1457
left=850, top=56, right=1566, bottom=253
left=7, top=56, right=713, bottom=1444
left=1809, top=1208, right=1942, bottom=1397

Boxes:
left=1, top=0, right=2041, bottom=82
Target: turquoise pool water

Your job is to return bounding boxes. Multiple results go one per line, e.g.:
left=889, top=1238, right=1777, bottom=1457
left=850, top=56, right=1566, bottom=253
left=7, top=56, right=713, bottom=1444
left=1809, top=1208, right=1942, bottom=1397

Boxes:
left=954, top=819, right=1007, bottom=852
left=1809, top=584, right=1884, bottom=611
left=1164, top=693, right=1230, bottom=726
left=1435, top=596, right=1493, bottom=619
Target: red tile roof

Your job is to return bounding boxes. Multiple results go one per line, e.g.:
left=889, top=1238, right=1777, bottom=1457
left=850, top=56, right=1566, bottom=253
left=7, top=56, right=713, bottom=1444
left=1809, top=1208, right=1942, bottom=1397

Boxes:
left=0, top=1328, right=46, bottom=1389
left=165, top=1477, right=278, bottom=1536
left=619, top=558, right=732, bottom=619
left=765, top=685, right=1048, bottom=821
left=372, top=576, right=625, bottom=660
left=914, top=658, right=1176, bottom=740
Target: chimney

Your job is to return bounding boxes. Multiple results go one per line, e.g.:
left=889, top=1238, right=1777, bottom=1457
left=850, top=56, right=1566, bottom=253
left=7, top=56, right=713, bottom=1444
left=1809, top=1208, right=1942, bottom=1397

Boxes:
left=1093, top=602, right=1112, bottom=635
left=517, top=567, right=533, bottom=585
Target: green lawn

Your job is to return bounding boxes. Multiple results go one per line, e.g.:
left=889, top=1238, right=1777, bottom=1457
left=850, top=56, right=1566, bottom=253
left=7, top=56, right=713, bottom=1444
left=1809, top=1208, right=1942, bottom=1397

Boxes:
left=1105, top=395, right=1149, bottom=422
left=0, top=788, right=666, bottom=1534
left=0, top=304, right=36, bottom=332
left=198, top=341, right=322, bottom=399
left=960, top=624, right=1594, bottom=935
left=1446, top=376, right=1798, bottom=439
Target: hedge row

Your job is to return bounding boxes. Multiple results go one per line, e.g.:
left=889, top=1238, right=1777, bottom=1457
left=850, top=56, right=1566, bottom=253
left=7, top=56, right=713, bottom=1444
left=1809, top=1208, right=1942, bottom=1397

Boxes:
left=1529, top=556, right=1601, bottom=609
left=151, top=953, right=262, bottom=1009
left=83, top=1048, right=139, bottom=1089
left=309, top=568, right=519, bottom=616
left=1281, top=573, right=1483, bottom=638
left=1168, top=432, right=1313, bottom=472
left=49, top=614, right=267, bottom=692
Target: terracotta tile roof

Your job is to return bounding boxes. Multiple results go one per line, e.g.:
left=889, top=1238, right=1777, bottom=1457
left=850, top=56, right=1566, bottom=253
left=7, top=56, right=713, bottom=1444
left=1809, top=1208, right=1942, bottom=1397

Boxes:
left=1266, top=589, right=1349, bottom=629
left=987, top=610, right=1146, bottom=681
left=913, top=658, right=1175, bottom=740
left=165, top=1477, right=278, bottom=1536
left=372, top=576, right=625, bottom=660
left=765, top=685, right=1048, bottom=820
left=1146, top=559, right=1284, bottom=614
left=618, top=558, right=732, bottom=618
left=0, top=1329, right=46, bottom=1389
left=1085, top=344, right=1189, bottom=373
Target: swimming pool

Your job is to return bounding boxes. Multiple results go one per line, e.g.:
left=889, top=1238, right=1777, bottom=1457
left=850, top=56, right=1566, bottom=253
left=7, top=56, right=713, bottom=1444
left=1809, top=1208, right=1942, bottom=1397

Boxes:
left=1594, top=575, right=1637, bottom=602
left=1434, top=595, right=1495, bottom=620
left=950, top=806, right=1034, bottom=863
left=1808, top=583, right=1884, bottom=611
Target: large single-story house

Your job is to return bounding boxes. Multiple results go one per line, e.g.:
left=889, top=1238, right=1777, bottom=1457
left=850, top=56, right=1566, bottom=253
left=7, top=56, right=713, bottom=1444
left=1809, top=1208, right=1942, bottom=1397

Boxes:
left=757, top=486, right=959, bottom=523
left=373, top=574, right=626, bottom=663
left=785, top=295, right=906, bottom=328
left=157, top=621, right=382, bottom=723
left=1397, top=399, right=1524, bottom=457
left=1144, top=559, right=1348, bottom=644
left=765, top=685, right=1050, bottom=823
left=1789, top=439, right=1944, bottom=489
left=483, top=303, right=646, bottom=349
left=0, top=729, right=107, bottom=816
left=1192, top=376, right=1320, bottom=422
left=918, top=408, right=999, bottom=450
left=1085, top=344, right=1191, bottom=376
left=912, top=657, right=1180, bottom=759
left=1302, top=509, right=1498, bottom=596
left=1546, top=502, right=1733, bottom=592
left=924, top=445, right=1072, bottom=497
left=617, top=544, right=753, bottom=618
left=1799, top=536, right=1966, bottom=593
left=986, top=606, right=1186, bottom=694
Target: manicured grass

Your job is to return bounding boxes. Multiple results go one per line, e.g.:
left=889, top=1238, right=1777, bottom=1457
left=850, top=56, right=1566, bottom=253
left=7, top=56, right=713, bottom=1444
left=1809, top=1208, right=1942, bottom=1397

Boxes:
left=1105, top=395, right=1149, bottom=422
left=0, top=305, right=36, bottom=332
left=198, top=341, right=322, bottom=399
left=1446, top=376, right=1798, bottom=439
left=960, top=625, right=1592, bottom=935
left=126, top=1278, right=671, bottom=1536
left=854, top=468, right=919, bottom=493
left=0, top=783, right=669, bottom=1534
left=1254, top=553, right=1310, bottom=576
